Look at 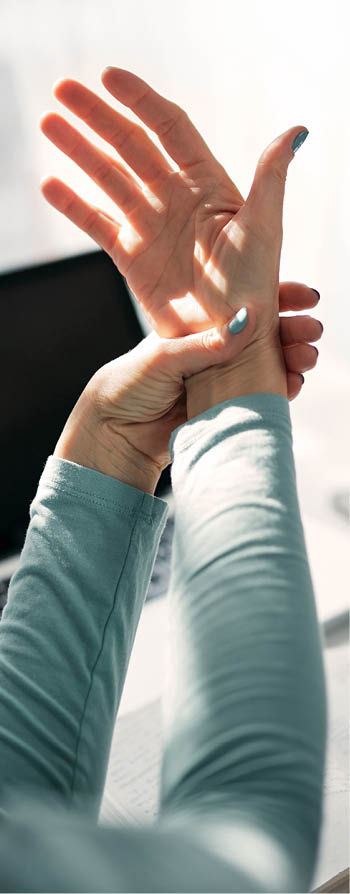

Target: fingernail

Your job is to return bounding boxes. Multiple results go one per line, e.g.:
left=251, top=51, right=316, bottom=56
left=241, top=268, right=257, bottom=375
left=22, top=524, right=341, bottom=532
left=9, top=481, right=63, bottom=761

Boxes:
left=311, top=288, right=320, bottom=301
left=228, top=307, right=248, bottom=335
left=292, top=130, right=309, bottom=153
left=300, top=374, right=305, bottom=384
left=316, top=319, right=324, bottom=333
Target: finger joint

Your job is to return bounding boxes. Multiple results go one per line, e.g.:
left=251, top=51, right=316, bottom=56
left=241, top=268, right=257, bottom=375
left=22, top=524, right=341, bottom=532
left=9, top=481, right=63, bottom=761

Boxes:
left=157, top=104, right=185, bottom=139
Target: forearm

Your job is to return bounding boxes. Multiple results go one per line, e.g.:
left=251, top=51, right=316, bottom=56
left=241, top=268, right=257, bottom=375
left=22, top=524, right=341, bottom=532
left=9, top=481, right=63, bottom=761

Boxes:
left=186, top=336, right=288, bottom=420
left=158, top=393, right=327, bottom=892
left=0, top=455, right=168, bottom=817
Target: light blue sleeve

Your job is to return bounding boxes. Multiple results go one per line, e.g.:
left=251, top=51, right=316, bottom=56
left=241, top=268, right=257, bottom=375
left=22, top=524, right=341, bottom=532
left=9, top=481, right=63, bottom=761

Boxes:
left=0, top=455, right=169, bottom=814
left=0, top=393, right=327, bottom=894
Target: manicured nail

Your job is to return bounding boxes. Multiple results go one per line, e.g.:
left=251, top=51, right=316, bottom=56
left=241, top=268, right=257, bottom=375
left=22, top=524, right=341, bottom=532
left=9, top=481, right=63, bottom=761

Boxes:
left=228, top=307, right=248, bottom=335
left=311, top=288, right=320, bottom=301
left=292, top=130, right=309, bottom=153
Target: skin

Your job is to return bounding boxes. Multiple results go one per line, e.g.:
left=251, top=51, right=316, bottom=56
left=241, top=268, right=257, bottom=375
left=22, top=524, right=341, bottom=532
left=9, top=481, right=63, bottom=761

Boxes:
left=39, top=68, right=323, bottom=490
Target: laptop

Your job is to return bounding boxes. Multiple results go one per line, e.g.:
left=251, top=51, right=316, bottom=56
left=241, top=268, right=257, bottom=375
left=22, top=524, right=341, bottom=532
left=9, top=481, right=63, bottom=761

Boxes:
left=0, top=248, right=174, bottom=617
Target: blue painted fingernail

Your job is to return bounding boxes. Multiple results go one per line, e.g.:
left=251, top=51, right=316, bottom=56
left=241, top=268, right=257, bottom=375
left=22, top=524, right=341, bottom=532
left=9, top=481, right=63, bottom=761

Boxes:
left=292, top=130, right=309, bottom=153
left=228, top=307, right=248, bottom=335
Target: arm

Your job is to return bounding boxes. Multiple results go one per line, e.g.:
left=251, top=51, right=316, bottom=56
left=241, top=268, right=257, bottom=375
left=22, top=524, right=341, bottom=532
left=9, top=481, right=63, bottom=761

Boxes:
left=0, top=391, right=327, bottom=894
left=185, top=324, right=288, bottom=419
left=0, top=454, right=168, bottom=817
left=154, top=359, right=327, bottom=892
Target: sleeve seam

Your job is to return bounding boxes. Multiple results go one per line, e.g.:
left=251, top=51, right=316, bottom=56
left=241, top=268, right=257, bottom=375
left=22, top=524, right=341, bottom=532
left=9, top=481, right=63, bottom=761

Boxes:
left=69, top=504, right=141, bottom=796
left=35, top=478, right=155, bottom=526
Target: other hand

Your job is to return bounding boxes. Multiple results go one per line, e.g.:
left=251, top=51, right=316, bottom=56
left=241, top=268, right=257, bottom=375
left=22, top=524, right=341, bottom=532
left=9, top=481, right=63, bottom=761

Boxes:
left=54, top=286, right=322, bottom=490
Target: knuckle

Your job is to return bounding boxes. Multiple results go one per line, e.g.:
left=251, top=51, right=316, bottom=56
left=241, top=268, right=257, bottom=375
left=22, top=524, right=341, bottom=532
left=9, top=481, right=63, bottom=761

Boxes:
left=85, top=97, right=102, bottom=128
left=83, top=209, right=99, bottom=236
left=270, top=165, right=287, bottom=187
left=63, top=196, right=76, bottom=218
left=93, top=158, right=112, bottom=184
left=110, top=125, right=133, bottom=151
left=105, top=228, right=120, bottom=257
left=202, top=329, right=216, bottom=351
left=202, top=327, right=224, bottom=354
left=157, top=103, right=185, bottom=138
left=69, top=134, right=84, bottom=160
left=132, top=85, right=151, bottom=113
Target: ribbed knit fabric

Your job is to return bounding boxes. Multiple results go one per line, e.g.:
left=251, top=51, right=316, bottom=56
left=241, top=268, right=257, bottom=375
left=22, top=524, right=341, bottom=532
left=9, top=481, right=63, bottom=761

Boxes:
left=0, top=393, right=327, bottom=893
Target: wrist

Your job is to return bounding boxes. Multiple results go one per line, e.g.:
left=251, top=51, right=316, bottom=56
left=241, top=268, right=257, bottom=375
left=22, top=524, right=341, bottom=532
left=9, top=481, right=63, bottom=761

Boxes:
left=186, top=337, right=288, bottom=420
left=53, top=390, right=159, bottom=496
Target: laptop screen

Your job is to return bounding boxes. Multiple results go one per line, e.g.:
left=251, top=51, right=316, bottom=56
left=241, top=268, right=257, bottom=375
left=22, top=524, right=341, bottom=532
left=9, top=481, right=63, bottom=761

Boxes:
left=0, top=248, right=170, bottom=560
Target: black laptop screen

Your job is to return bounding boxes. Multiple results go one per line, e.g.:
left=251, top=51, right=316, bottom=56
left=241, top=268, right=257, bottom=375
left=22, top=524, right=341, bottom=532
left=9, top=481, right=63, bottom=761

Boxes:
left=0, top=248, right=170, bottom=559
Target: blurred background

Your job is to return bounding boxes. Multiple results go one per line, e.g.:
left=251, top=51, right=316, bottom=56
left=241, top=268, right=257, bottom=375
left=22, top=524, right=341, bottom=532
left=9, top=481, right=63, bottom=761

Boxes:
left=1, top=0, right=349, bottom=622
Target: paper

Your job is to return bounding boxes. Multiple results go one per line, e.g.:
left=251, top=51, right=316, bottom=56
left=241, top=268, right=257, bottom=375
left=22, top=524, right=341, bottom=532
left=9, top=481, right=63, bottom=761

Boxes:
left=99, top=698, right=163, bottom=828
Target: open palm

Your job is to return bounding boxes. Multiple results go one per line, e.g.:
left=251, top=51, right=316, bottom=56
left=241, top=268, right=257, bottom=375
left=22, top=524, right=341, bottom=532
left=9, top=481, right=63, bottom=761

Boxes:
left=40, top=67, right=321, bottom=394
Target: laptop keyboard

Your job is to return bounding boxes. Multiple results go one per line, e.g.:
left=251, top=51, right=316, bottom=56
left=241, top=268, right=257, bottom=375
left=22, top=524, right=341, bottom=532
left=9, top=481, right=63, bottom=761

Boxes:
left=0, top=489, right=175, bottom=620
left=146, top=510, right=174, bottom=601
left=0, top=578, right=10, bottom=619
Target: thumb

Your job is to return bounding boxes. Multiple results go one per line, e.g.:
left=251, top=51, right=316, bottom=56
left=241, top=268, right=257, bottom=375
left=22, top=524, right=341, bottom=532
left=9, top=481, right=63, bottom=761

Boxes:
left=163, top=304, right=258, bottom=381
left=244, top=125, right=309, bottom=230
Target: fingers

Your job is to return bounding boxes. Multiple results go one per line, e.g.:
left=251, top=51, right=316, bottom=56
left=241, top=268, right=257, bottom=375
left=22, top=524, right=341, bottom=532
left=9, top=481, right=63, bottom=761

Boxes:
left=283, top=342, right=319, bottom=373
left=100, top=67, right=221, bottom=171
left=286, top=371, right=304, bottom=402
left=281, top=310, right=323, bottom=400
left=245, top=125, right=309, bottom=238
left=280, top=313, right=323, bottom=345
left=278, top=281, right=320, bottom=311
left=52, top=77, right=175, bottom=189
left=40, top=175, right=127, bottom=262
left=39, top=111, right=160, bottom=241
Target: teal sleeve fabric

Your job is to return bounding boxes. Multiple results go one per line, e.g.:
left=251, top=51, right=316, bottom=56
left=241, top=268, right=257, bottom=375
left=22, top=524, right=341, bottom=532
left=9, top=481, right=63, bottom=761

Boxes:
left=0, top=393, right=327, bottom=893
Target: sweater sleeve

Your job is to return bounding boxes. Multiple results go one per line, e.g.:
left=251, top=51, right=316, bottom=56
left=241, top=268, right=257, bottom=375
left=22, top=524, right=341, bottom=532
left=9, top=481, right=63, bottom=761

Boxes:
left=0, top=455, right=169, bottom=816
left=156, top=392, right=328, bottom=892
left=0, top=393, right=327, bottom=894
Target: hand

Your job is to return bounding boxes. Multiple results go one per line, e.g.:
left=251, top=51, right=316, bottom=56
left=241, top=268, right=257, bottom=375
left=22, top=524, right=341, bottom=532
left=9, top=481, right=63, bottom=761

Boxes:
left=40, top=68, right=309, bottom=343
left=39, top=71, right=322, bottom=399
left=54, top=285, right=322, bottom=492
left=40, top=69, right=322, bottom=485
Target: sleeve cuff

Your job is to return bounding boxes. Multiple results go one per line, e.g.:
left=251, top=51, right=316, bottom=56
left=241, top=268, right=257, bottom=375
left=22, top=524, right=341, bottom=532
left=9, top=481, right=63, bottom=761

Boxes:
left=169, top=393, right=291, bottom=462
left=36, top=455, right=169, bottom=530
